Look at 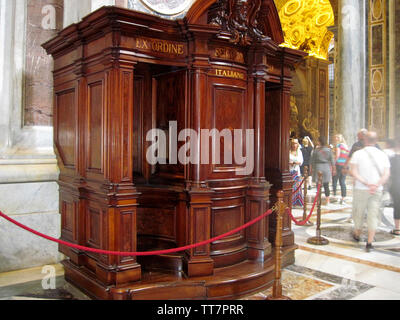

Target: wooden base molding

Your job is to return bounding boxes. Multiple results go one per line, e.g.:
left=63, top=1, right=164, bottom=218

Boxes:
left=62, top=246, right=296, bottom=300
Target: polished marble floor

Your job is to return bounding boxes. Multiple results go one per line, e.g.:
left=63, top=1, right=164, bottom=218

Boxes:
left=1, top=184, right=400, bottom=300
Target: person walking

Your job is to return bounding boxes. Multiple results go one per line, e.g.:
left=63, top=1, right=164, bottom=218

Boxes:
left=310, top=136, right=335, bottom=206
left=349, top=131, right=391, bottom=252
left=389, top=137, right=400, bottom=235
left=289, top=138, right=304, bottom=207
left=300, top=136, right=314, bottom=189
left=332, top=134, right=350, bottom=204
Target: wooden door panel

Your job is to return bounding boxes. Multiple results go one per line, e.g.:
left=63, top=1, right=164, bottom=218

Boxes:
left=55, top=89, right=76, bottom=169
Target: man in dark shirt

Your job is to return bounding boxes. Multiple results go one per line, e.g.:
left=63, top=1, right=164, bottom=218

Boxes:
left=348, top=128, right=368, bottom=159
left=348, top=128, right=381, bottom=163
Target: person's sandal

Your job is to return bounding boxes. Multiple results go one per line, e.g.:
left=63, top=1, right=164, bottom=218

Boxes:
left=390, top=229, right=400, bottom=236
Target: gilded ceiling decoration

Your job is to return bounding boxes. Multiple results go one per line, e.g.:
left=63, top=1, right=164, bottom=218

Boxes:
left=275, top=0, right=334, bottom=60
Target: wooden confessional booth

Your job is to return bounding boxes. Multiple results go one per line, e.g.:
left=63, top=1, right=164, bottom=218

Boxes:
left=43, top=0, right=305, bottom=300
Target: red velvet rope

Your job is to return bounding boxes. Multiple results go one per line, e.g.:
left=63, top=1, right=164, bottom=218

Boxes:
left=287, top=183, right=321, bottom=226
left=0, top=208, right=274, bottom=257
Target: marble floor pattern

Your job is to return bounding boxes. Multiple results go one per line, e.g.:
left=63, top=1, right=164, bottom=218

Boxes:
left=1, top=184, right=400, bottom=300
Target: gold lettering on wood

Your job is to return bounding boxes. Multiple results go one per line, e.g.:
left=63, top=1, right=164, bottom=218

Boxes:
left=214, top=47, right=244, bottom=63
left=135, top=37, right=185, bottom=56
left=214, top=69, right=245, bottom=80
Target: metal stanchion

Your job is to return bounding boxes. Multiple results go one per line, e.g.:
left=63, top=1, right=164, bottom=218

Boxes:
left=266, top=190, right=291, bottom=300
left=302, top=166, right=313, bottom=226
left=307, top=172, right=329, bottom=245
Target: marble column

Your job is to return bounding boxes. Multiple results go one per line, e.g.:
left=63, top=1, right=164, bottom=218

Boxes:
left=0, top=0, right=62, bottom=272
left=335, top=0, right=367, bottom=145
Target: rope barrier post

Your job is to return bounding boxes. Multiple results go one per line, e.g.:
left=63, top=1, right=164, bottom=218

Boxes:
left=266, top=190, right=291, bottom=301
left=301, top=166, right=313, bottom=226
left=307, top=172, right=329, bottom=245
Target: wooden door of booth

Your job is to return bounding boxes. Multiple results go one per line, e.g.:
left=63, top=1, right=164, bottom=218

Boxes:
left=43, top=0, right=305, bottom=300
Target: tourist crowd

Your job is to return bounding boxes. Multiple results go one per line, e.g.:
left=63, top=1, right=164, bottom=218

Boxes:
left=289, top=130, right=400, bottom=252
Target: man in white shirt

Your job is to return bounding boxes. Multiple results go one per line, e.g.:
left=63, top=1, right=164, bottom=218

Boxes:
left=349, top=131, right=391, bottom=252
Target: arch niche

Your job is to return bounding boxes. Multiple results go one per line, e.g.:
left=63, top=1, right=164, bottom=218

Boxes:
left=43, top=0, right=305, bottom=300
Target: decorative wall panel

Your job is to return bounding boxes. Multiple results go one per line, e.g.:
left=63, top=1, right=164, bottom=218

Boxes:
left=369, top=0, right=386, bottom=137
left=87, top=81, right=104, bottom=172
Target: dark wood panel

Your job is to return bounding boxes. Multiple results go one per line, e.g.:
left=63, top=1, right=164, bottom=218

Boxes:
left=122, top=71, right=133, bottom=181
left=121, top=211, right=133, bottom=252
left=193, top=207, right=209, bottom=255
left=133, top=76, right=144, bottom=176
left=87, top=81, right=103, bottom=172
left=56, top=89, right=76, bottom=168
left=137, top=207, right=176, bottom=240
left=209, top=82, right=247, bottom=175
left=211, top=206, right=244, bottom=239
left=246, top=200, right=261, bottom=241
left=154, top=69, right=186, bottom=179
left=86, top=208, right=101, bottom=248
left=62, top=200, right=75, bottom=235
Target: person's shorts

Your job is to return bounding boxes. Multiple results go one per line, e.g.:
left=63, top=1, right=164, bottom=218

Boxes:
left=352, top=189, right=382, bottom=230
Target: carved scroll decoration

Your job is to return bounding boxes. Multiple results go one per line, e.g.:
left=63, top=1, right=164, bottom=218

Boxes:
left=209, top=0, right=269, bottom=45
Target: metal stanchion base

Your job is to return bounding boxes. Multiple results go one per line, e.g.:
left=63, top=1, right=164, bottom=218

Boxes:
left=265, top=282, right=291, bottom=300
left=307, top=236, right=329, bottom=245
